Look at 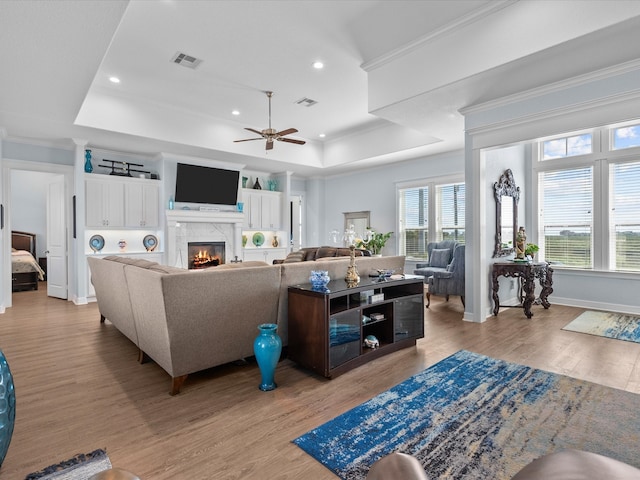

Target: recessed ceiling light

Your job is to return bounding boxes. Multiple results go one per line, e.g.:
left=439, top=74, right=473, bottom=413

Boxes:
left=312, top=61, right=324, bottom=70
left=232, top=110, right=240, bottom=116
left=319, top=133, right=326, bottom=138
left=109, top=76, right=120, bottom=84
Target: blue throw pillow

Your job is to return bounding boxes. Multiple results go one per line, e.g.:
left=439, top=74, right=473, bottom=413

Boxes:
left=430, top=248, right=450, bottom=268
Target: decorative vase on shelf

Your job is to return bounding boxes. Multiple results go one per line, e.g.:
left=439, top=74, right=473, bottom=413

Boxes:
left=272, top=235, right=279, bottom=247
left=253, top=323, right=282, bottom=391
left=253, top=178, right=262, bottom=190
left=0, top=350, right=16, bottom=468
left=309, top=270, right=330, bottom=290
left=84, top=149, right=93, bottom=173
left=242, top=176, right=248, bottom=188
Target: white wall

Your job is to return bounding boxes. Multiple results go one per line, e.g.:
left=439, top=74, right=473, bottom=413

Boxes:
left=315, top=150, right=465, bottom=255
left=10, top=170, right=49, bottom=258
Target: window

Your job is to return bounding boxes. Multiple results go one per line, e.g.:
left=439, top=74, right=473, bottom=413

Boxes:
left=612, top=124, right=640, bottom=150
left=542, top=133, right=592, bottom=160
left=399, top=186, right=428, bottom=260
left=539, top=168, right=593, bottom=268
left=398, top=179, right=465, bottom=261
left=535, top=122, right=640, bottom=273
left=610, top=161, right=640, bottom=271
left=437, top=183, right=465, bottom=243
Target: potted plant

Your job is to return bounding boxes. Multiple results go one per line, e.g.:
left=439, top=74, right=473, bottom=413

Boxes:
left=525, top=243, right=539, bottom=260
left=356, top=229, right=393, bottom=255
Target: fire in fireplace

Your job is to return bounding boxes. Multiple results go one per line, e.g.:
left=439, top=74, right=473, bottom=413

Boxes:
left=188, top=242, right=226, bottom=269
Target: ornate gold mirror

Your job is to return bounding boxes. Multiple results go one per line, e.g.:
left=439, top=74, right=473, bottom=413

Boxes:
left=493, top=169, right=520, bottom=257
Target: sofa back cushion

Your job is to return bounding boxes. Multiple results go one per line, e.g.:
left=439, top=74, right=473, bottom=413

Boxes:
left=283, top=251, right=306, bottom=263
left=315, top=246, right=338, bottom=259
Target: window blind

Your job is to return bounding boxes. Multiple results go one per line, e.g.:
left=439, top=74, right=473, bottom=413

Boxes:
left=610, top=161, right=640, bottom=271
left=539, top=167, right=593, bottom=268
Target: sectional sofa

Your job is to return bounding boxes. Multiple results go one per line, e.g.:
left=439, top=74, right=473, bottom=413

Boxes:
left=88, top=254, right=406, bottom=394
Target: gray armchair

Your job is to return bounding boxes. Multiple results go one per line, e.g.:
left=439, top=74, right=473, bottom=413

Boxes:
left=413, top=240, right=459, bottom=280
left=426, top=244, right=465, bottom=308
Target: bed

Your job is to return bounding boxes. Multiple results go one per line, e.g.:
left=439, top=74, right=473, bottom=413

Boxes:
left=11, top=231, right=45, bottom=291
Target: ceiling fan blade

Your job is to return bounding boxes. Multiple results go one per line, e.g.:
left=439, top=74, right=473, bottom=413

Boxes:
left=234, top=138, right=262, bottom=142
left=245, top=127, right=264, bottom=136
left=266, top=139, right=274, bottom=151
left=278, top=137, right=306, bottom=145
left=276, top=128, right=298, bottom=137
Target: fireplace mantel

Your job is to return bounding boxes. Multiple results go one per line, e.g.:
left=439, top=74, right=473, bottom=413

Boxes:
left=166, top=209, right=244, bottom=225
left=166, top=209, right=244, bottom=268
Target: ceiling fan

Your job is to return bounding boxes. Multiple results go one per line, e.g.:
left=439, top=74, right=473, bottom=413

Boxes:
left=234, top=91, right=306, bottom=151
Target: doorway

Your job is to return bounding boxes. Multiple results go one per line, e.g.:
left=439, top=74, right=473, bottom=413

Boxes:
left=2, top=160, right=73, bottom=309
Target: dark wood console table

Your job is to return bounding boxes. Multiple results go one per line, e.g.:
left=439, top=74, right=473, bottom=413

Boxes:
left=491, top=261, right=554, bottom=318
left=288, top=275, right=424, bottom=378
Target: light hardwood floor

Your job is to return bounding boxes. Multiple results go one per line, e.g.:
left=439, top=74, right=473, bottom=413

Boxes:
left=1, top=285, right=639, bottom=479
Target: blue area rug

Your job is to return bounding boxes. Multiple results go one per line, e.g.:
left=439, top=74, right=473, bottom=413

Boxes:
left=293, top=350, right=640, bottom=480
left=563, top=310, right=640, bottom=343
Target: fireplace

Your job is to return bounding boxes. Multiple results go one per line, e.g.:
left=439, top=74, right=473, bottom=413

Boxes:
left=188, top=242, right=225, bottom=269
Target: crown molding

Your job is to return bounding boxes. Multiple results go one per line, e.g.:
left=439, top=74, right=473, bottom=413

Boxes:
left=361, top=0, right=515, bottom=72
left=464, top=89, right=640, bottom=139
left=461, top=58, right=640, bottom=116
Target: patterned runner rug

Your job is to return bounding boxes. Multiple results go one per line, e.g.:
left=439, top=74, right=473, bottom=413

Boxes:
left=293, top=350, right=640, bottom=480
left=563, top=310, right=640, bottom=343
left=25, top=449, right=111, bottom=480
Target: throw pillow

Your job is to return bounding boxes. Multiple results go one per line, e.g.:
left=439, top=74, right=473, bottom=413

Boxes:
left=429, top=248, right=451, bottom=268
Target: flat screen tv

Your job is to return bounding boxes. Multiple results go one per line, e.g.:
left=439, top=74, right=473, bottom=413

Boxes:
left=174, top=163, right=240, bottom=206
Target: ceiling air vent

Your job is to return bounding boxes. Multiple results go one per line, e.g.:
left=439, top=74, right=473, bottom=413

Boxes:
left=171, top=52, right=202, bottom=69
left=295, top=97, right=318, bottom=107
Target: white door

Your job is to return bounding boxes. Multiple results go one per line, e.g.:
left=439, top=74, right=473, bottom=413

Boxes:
left=46, top=175, right=67, bottom=299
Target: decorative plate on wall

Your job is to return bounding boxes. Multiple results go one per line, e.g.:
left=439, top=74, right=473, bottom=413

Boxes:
left=89, top=235, right=105, bottom=253
left=143, top=235, right=158, bottom=252
left=252, top=232, right=265, bottom=247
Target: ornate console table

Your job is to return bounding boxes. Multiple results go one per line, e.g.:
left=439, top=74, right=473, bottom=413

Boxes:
left=491, top=261, right=554, bottom=318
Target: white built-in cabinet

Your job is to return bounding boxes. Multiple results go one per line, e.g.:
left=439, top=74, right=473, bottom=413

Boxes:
left=125, top=182, right=159, bottom=227
left=243, top=248, right=286, bottom=264
left=85, top=175, right=160, bottom=228
left=242, top=189, right=282, bottom=230
left=85, top=177, right=125, bottom=227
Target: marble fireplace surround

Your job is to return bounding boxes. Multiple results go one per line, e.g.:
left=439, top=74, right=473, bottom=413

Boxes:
left=166, top=210, right=244, bottom=269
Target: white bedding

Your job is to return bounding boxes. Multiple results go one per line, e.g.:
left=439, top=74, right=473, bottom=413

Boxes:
left=11, top=249, right=45, bottom=280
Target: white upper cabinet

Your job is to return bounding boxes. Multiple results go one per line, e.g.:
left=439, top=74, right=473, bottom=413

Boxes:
left=125, top=182, right=160, bottom=227
left=85, top=177, right=125, bottom=227
left=242, top=189, right=282, bottom=230
left=86, top=175, right=160, bottom=229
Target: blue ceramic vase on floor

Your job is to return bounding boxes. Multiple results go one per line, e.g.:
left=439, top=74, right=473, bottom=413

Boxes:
left=253, top=323, right=282, bottom=391
left=0, top=350, right=15, bottom=467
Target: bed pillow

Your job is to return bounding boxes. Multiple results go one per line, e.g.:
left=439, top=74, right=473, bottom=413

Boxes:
left=429, top=248, right=451, bottom=268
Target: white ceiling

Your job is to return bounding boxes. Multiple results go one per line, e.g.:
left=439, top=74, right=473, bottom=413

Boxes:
left=1, top=1, right=640, bottom=176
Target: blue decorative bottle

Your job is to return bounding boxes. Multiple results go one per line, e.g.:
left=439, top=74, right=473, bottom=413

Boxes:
left=253, top=324, right=282, bottom=391
left=0, top=350, right=15, bottom=467
left=84, top=149, right=93, bottom=173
